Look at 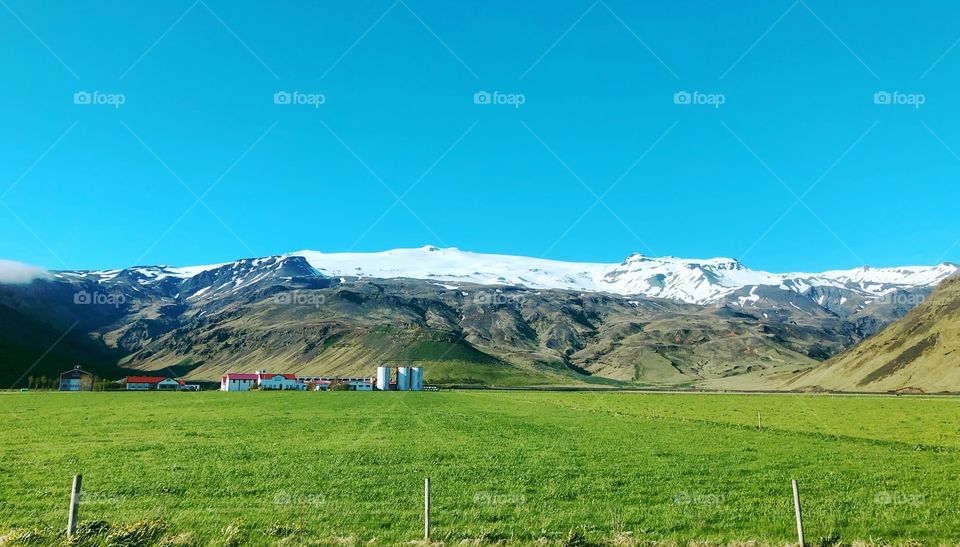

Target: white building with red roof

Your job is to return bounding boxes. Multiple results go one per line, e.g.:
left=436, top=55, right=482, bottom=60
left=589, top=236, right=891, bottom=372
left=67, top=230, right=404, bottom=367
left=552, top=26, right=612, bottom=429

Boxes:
left=257, top=371, right=304, bottom=390
left=220, top=371, right=305, bottom=391
left=124, top=376, right=182, bottom=391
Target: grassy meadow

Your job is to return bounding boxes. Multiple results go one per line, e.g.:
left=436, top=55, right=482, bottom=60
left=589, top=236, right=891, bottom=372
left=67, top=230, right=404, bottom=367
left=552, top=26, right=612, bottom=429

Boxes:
left=1, top=390, right=958, bottom=546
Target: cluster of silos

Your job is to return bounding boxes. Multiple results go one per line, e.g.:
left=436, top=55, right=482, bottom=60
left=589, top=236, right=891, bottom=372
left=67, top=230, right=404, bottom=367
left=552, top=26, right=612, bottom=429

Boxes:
left=375, top=365, right=424, bottom=391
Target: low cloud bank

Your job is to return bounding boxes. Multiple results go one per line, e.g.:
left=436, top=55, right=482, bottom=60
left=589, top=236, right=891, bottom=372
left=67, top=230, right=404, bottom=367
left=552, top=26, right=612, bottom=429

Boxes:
left=0, top=259, right=52, bottom=284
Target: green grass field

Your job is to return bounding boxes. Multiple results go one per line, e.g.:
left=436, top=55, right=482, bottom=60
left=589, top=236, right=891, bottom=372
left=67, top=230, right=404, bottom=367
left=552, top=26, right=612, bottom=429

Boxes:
left=1, top=391, right=958, bottom=546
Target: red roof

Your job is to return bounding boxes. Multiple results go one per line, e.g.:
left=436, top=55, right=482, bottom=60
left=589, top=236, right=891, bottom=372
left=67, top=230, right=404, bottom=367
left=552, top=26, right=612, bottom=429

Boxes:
left=257, top=373, right=297, bottom=380
left=223, top=372, right=298, bottom=381
left=224, top=373, right=259, bottom=381
left=126, top=376, right=169, bottom=384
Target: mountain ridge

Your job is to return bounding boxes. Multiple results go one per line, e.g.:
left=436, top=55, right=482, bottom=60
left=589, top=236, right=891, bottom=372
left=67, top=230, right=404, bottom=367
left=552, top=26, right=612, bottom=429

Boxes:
left=50, top=246, right=958, bottom=305
left=290, top=247, right=959, bottom=304
left=1, top=247, right=955, bottom=389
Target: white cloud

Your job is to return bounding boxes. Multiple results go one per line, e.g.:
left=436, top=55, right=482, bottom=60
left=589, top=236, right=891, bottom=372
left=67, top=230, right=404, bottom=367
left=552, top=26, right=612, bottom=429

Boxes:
left=0, top=259, right=52, bottom=284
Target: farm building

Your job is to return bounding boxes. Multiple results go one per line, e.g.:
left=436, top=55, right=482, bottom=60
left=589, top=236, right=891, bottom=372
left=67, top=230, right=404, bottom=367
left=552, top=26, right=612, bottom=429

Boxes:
left=346, top=379, right=374, bottom=391
left=123, top=376, right=182, bottom=391
left=297, top=375, right=374, bottom=384
left=308, top=380, right=332, bottom=391
left=59, top=365, right=94, bottom=392
left=257, top=371, right=304, bottom=390
left=217, top=369, right=421, bottom=393
left=295, top=375, right=377, bottom=391
left=221, top=373, right=258, bottom=392
left=220, top=371, right=307, bottom=391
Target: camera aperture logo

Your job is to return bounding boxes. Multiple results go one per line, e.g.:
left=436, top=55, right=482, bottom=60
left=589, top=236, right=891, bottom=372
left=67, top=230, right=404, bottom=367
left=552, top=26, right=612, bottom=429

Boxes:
left=473, top=90, right=526, bottom=109
left=73, top=290, right=126, bottom=308
left=674, top=91, right=725, bottom=108
left=74, top=91, right=126, bottom=109
left=874, top=91, right=925, bottom=109
left=274, top=90, right=326, bottom=108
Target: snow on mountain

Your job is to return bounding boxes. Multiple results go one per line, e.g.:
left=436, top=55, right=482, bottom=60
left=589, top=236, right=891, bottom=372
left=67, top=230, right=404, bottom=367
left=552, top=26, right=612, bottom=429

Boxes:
left=292, top=246, right=606, bottom=292
left=56, top=264, right=227, bottom=284
left=167, top=256, right=320, bottom=300
left=45, top=246, right=958, bottom=306
left=806, top=264, right=960, bottom=292
left=289, top=246, right=960, bottom=304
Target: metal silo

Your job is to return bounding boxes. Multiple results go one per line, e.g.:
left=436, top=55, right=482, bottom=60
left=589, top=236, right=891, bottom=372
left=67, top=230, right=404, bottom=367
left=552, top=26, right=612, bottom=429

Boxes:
left=410, top=367, right=424, bottom=391
left=397, top=367, right=410, bottom=391
left=376, top=366, right=391, bottom=391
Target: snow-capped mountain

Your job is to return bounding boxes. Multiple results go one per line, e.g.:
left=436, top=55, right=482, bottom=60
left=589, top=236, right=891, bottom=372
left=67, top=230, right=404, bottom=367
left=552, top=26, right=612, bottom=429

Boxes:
left=45, top=246, right=959, bottom=307
left=287, top=246, right=958, bottom=305
left=5, top=246, right=957, bottom=388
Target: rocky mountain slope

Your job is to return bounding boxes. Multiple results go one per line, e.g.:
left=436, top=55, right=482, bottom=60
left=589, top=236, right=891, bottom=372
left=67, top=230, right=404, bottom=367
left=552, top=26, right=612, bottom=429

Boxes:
left=789, top=274, right=960, bottom=393
left=0, top=248, right=954, bottom=388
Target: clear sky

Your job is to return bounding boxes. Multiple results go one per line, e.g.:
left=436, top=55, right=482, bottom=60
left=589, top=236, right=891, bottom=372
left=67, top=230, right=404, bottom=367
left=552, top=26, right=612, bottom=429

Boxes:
left=1, top=0, right=959, bottom=272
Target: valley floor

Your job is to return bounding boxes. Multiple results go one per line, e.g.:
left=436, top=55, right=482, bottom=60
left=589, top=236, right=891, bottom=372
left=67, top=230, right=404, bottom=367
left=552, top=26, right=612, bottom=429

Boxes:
left=0, top=391, right=958, bottom=545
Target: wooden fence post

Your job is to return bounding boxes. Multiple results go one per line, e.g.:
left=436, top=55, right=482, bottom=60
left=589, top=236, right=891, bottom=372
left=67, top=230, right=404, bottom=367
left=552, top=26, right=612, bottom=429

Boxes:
left=67, top=474, right=82, bottom=537
left=757, top=411, right=762, bottom=431
left=424, top=478, right=430, bottom=541
left=792, top=479, right=804, bottom=546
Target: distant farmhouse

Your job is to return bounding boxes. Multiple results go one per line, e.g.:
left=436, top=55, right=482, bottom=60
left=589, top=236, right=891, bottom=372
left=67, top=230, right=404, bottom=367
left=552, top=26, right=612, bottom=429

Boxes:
left=59, top=365, right=94, bottom=392
left=122, top=376, right=183, bottom=391
left=298, top=376, right=374, bottom=391
left=220, top=371, right=306, bottom=391
left=257, top=372, right=302, bottom=390
left=220, top=373, right=258, bottom=392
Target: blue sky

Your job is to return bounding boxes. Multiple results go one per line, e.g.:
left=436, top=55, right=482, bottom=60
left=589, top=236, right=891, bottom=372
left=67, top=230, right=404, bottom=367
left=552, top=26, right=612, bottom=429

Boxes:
left=1, top=1, right=959, bottom=272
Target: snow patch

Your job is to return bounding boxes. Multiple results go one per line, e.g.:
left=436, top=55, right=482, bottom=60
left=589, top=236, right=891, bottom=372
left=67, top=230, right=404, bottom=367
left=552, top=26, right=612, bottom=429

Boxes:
left=288, top=247, right=959, bottom=305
